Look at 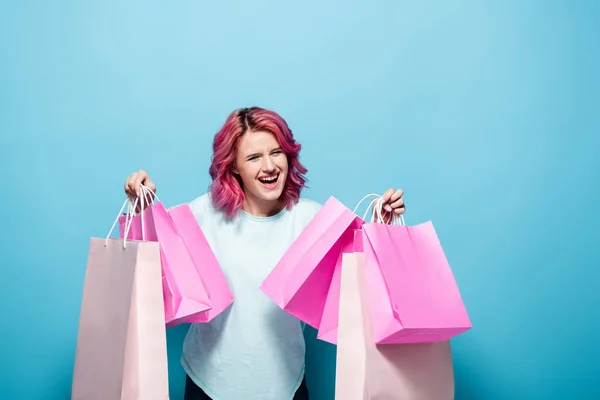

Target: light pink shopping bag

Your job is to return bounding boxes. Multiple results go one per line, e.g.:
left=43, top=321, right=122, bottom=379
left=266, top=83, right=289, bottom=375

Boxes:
left=260, top=196, right=364, bottom=328
left=119, top=200, right=212, bottom=327
left=72, top=237, right=169, bottom=400
left=317, top=228, right=363, bottom=343
left=362, top=220, right=472, bottom=344
left=335, top=252, right=454, bottom=400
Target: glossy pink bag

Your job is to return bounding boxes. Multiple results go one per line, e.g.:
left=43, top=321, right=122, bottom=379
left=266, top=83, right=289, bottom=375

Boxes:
left=361, top=216, right=472, bottom=344
left=119, top=189, right=216, bottom=327
left=260, top=196, right=364, bottom=328
left=319, top=195, right=471, bottom=344
left=167, top=204, right=233, bottom=323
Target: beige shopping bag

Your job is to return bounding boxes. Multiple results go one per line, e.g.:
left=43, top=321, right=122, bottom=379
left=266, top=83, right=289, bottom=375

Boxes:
left=335, top=252, right=455, bottom=400
left=72, top=198, right=169, bottom=399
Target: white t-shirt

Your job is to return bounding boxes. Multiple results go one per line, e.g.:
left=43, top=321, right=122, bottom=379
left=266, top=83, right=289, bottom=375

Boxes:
left=181, top=193, right=322, bottom=400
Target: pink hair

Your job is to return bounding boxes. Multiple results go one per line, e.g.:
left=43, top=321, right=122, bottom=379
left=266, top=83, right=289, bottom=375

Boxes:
left=208, top=107, right=308, bottom=218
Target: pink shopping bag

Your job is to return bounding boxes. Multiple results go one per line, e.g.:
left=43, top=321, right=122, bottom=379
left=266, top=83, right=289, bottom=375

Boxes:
left=361, top=220, right=472, bottom=344
left=260, top=196, right=364, bottom=328
left=335, top=252, right=454, bottom=400
left=167, top=204, right=233, bottom=323
left=72, top=206, right=169, bottom=399
left=317, top=228, right=363, bottom=343
left=119, top=195, right=213, bottom=327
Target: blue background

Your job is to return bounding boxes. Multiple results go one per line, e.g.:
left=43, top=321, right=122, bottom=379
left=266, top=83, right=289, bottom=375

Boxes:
left=1, top=1, right=598, bottom=399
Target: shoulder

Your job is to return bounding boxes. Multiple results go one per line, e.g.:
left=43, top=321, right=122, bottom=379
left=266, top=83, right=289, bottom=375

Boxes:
left=284, top=197, right=323, bottom=233
left=292, top=197, right=322, bottom=219
left=188, top=192, right=211, bottom=213
left=188, top=193, right=220, bottom=225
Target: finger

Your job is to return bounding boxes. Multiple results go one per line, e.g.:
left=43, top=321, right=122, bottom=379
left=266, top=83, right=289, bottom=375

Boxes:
left=390, top=189, right=404, bottom=202
left=125, top=174, right=137, bottom=198
left=124, top=184, right=136, bottom=198
left=390, top=198, right=404, bottom=209
left=394, top=207, right=405, bottom=215
left=144, top=177, right=156, bottom=192
left=381, top=188, right=394, bottom=203
left=380, top=188, right=394, bottom=212
left=133, top=171, right=148, bottom=194
left=127, top=172, right=137, bottom=188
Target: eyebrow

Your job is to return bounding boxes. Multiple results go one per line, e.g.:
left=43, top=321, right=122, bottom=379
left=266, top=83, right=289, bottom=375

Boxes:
left=246, top=153, right=261, bottom=160
left=245, top=148, right=283, bottom=160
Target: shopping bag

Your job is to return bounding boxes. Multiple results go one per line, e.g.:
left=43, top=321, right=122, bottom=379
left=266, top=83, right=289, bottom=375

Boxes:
left=167, top=204, right=233, bottom=323
left=335, top=252, right=454, bottom=400
left=362, top=218, right=472, bottom=344
left=118, top=191, right=213, bottom=327
left=260, top=196, right=364, bottom=328
left=317, top=228, right=363, bottom=343
left=317, top=195, right=471, bottom=345
left=72, top=201, right=169, bottom=399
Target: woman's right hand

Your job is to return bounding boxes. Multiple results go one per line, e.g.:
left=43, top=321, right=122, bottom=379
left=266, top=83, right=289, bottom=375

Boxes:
left=124, top=170, right=156, bottom=210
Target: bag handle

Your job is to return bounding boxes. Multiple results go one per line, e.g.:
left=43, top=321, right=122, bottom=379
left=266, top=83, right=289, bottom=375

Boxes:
left=124, top=184, right=159, bottom=243
left=352, top=193, right=381, bottom=216
left=104, top=185, right=155, bottom=248
left=140, top=184, right=160, bottom=204
left=352, top=193, right=405, bottom=226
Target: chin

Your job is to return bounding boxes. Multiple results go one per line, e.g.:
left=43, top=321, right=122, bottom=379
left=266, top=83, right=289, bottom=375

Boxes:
left=258, top=191, right=284, bottom=202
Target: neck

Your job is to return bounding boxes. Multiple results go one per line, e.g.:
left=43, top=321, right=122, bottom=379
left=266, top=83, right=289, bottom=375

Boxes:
left=242, top=195, right=285, bottom=218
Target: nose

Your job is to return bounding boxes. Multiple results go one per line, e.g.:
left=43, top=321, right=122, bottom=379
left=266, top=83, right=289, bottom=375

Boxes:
left=262, top=155, right=276, bottom=172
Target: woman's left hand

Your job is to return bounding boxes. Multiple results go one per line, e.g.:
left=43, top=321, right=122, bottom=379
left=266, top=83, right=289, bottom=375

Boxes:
left=377, top=188, right=405, bottom=224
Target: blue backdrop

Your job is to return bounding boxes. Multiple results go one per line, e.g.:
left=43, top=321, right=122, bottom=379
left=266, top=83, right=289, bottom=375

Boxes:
left=1, top=1, right=598, bottom=399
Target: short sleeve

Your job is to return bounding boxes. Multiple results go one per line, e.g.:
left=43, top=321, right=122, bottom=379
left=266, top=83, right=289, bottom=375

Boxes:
left=296, top=197, right=323, bottom=229
left=187, top=193, right=212, bottom=228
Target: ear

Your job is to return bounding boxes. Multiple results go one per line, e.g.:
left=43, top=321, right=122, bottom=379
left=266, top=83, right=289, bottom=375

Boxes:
left=232, top=163, right=239, bottom=174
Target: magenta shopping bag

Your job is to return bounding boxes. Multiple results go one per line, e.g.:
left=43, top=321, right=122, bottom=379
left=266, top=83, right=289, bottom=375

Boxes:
left=361, top=219, right=472, bottom=344
left=119, top=195, right=213, bottom=327
left=260, top=196, right=364, bottom=328
left=290, top=194, right=472, bottom=345
left=167, top=204, right=233, bottom=323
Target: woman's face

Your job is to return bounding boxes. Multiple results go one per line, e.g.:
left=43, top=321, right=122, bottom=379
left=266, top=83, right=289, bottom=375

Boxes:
left=233, top=130, right=289, bottom=211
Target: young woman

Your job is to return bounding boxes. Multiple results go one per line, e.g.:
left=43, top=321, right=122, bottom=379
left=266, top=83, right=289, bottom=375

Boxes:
left=124, top=107, right=406, bottom=400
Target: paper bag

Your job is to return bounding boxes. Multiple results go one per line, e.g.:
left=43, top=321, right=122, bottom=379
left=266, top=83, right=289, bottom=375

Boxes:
left=260, top=196, right=363, bottom=328
left=71, top=237, right=169, bottom=399
left=335, top=252, right=454, bottom=400
left=167, top=204, right=233, bottom=323
left=362, top=221, right=471, bottom=344
left=119, top=199, right=213, bottom=327
left=317, top=228, right=363, bottom=343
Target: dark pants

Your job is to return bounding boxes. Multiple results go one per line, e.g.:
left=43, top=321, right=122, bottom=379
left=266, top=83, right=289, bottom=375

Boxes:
left=184, top=374, right=310, bottom=400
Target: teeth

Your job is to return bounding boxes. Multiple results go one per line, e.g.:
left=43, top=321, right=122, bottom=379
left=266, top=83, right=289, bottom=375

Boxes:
left=260, top=175, right=278, bottom=183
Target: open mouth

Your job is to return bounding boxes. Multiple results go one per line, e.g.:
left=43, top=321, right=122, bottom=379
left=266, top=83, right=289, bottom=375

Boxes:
left=258, top=174, right=279, bottom=186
